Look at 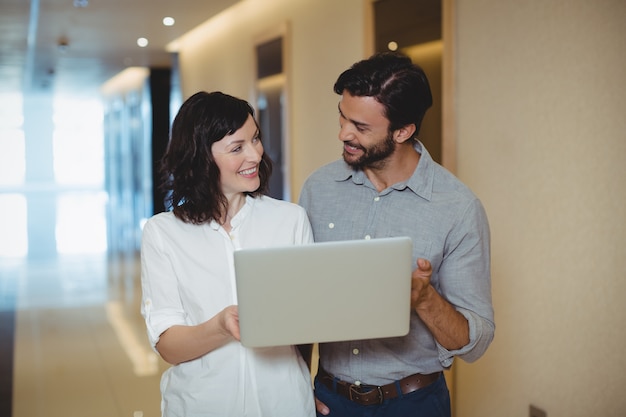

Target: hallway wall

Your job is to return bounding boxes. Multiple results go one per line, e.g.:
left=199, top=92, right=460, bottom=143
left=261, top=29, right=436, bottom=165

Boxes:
left=453, top=1, right=626, bottom=416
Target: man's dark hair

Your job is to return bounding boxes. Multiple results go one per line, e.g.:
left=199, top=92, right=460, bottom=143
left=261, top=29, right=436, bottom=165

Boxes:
left=334, top=52, right=433, bottom=136
left=160, top=91, right=272, bottom=224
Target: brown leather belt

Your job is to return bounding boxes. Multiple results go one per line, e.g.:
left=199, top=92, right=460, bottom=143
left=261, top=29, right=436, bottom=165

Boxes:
left=317, top=367, right=441, bottom=406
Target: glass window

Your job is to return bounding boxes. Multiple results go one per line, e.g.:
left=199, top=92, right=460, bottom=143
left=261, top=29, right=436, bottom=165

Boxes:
left=0, top=128, right=25, bottom=186
left=0, top=93, right=26, bottom=186
left=55, top=191, right=108, bottom=255
left=0, top=194, right=28, bottom=258
left=52, top=97, right=104, bottom=186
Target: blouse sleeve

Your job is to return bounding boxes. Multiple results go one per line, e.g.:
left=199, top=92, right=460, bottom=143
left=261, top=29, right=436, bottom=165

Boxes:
left=294, top=205, right=314, bottom=245
left=140, top=219, right=187, bottom=350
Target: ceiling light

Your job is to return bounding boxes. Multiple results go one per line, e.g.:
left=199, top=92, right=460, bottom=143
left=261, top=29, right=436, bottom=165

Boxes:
left=163, top=17, right=175, bottom=26
left=387, top=41, right=398, bottom=51
left=57, top=36, right=69, bottom=53
left=137, top=38, right=149, bottom=47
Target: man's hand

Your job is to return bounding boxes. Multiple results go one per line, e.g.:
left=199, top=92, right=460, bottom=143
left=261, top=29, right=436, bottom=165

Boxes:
left=315, top=396, right=330, bottom=415
left=409, top=258, right=470, bottom=350
left=411, top=258, right=433, bottom=309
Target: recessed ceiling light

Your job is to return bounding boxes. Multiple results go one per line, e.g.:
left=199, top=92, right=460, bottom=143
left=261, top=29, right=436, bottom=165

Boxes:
left=137, top=38, right=149, bottom=47
left=163, top=17, right=175, bottom=26
left=387, top=41, right=398, bottom=51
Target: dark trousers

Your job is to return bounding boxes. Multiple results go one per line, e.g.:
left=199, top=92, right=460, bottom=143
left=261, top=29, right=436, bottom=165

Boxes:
left=313, top=373, right=451, bottom=417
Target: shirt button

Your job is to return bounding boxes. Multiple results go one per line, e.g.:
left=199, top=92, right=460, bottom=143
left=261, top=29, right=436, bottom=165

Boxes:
left=374, top=196, right=380, bottom=202
left=328, top=223, right=335, bottom=229
left=352, top=348, right=360, bottom=355
left=354, top=380, right=362, bottom=386
left=364, top=235, right=371, bottom=240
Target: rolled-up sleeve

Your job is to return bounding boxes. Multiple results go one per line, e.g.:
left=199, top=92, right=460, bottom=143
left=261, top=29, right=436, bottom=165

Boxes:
left=140, top=220, right=187, bottom=350
left=436, top=198, right=495, bottom=366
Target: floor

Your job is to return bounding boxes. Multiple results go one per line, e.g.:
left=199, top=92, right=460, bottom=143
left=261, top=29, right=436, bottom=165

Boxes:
left=1, top=251, right=169, bottom=417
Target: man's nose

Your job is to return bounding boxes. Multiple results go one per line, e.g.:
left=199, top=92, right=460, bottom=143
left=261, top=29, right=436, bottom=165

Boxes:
left=338, top=123, right=354, bottom=142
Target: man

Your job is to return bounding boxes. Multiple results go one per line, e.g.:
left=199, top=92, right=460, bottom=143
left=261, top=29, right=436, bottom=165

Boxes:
left=298, top=52, right=494, bottom=417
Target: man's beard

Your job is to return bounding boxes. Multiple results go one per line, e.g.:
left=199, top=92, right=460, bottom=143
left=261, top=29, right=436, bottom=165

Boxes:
left=343, top=131, right=395, bottom=170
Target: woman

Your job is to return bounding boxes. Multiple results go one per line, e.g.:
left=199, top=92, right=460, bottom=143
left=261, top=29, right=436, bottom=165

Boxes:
left=140, top=91, right=315, bottom=417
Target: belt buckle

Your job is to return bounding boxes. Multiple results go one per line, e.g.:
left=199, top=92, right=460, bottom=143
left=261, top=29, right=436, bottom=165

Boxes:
left=348, top=384, right=385, bottom=405
left=348, top=384, right=360, bottom=402
left=348, top=384, right=363, bottom=402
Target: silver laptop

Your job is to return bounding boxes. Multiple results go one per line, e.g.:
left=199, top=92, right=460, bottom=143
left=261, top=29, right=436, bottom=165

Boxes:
left=234, top=236, right=413, bottom=348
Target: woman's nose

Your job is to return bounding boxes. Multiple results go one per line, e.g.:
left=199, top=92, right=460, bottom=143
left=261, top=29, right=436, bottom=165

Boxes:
left=246, top=143, right=263, bottom=162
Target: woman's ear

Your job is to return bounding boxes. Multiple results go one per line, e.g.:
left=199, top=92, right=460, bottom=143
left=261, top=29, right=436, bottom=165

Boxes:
left=393, top=124, right=417, bottom=144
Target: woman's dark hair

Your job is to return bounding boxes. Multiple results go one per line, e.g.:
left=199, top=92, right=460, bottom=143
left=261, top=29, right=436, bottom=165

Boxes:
left=160, top=91, right=272, bottom=224
left=333, top=52, right=433, bottom=137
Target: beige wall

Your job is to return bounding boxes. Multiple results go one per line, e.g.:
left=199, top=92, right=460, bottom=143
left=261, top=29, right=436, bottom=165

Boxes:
left=173, top=0, right=626, bottom=416
left=454, top=1, right=626, bottom=416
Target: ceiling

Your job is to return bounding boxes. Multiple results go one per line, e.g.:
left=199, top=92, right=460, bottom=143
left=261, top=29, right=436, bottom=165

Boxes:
left=0, top=0, right=240, bottom=98
left=0, top=0, right=440, bottom=100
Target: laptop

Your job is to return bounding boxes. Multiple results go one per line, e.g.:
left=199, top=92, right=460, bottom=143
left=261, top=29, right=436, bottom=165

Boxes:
left=234, top=236, right=413, bottom=348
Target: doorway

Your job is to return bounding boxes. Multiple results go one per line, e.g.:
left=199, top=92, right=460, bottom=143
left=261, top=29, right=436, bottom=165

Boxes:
left=256, top=35, right=288, bottom=200
left=373, top=0, right=443, bottom=164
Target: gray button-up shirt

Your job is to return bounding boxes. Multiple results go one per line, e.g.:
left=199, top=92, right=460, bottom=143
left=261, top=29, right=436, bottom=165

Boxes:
left=299, top=142, right=494, bottom=385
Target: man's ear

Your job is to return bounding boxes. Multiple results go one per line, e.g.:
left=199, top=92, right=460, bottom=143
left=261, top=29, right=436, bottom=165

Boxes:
left=393, top=124, right=417, bottom=144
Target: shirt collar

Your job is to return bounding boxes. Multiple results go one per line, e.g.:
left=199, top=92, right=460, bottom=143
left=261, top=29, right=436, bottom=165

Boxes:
left=208, top=195, right=255, bottom=230
left=331, top=140, right=434, bottom=201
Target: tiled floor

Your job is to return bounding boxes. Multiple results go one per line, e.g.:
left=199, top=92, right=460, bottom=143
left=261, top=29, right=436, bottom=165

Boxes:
left=4, top=252, right=169, bottom=417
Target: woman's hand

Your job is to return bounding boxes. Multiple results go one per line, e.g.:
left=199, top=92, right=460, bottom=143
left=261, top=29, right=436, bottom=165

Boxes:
left=220, top=305, right=240, bottom=341
left=157, top=304, right=241, bottom=364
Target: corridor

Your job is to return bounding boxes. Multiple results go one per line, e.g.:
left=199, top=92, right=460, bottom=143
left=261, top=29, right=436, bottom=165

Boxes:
left=1, top=250, right=168, bottom=416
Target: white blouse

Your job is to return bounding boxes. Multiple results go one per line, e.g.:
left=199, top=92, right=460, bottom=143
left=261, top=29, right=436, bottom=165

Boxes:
left=141, top=195, right=315, bottom=417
